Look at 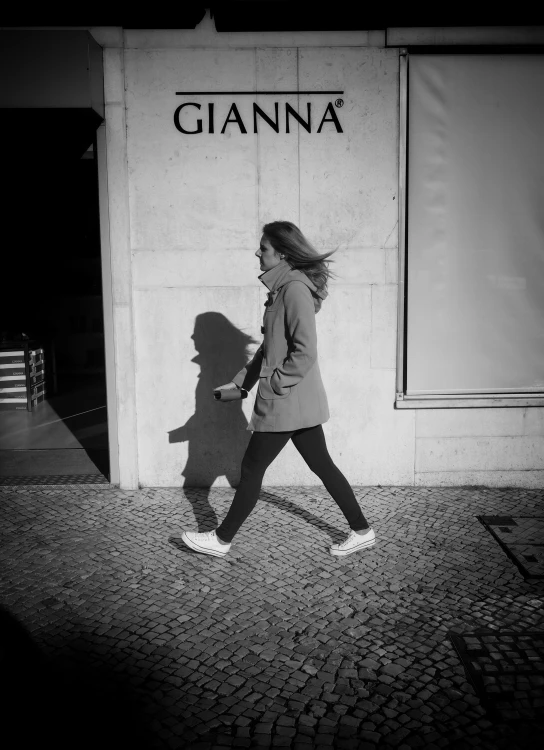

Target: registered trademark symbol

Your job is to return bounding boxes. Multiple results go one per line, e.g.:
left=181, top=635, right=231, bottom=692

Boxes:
left=335, top=98, right=344, bottom=108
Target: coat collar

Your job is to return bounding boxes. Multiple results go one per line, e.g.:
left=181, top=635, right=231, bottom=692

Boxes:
left=259, top=259, right=318, bottom=294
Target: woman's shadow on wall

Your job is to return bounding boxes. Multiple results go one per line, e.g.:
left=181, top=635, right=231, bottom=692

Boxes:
left=168, top=312, right=256, bottom=528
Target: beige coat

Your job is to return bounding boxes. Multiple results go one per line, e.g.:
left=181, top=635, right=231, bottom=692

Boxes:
left=232, top=260, right=330, bottom=432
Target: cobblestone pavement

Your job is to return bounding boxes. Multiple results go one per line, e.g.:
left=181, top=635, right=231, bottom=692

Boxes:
left=1, top=484, right=543, bottom=750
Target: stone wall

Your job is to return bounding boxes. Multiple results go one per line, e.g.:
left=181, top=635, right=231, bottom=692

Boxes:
left=98, top=18, right=543, bottom=487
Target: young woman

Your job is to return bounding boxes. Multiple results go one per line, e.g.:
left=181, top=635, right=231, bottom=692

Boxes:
left=182, top=221, right=375, bottom=558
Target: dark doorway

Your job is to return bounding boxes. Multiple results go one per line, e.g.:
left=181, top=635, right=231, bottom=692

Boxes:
left=0, top=123, right=109, bottom=481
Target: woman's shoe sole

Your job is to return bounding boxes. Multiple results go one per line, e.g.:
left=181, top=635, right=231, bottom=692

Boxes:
left=330, top=537, right=376, bottom=556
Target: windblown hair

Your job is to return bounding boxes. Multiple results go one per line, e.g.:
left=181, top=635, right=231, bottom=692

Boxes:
left=262, top=221, right=335, bottom=297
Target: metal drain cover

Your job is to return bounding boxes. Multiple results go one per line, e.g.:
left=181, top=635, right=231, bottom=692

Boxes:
left=479, top=516, right=544, bottom=579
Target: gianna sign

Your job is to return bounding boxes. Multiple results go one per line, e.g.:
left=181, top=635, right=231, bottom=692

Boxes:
left=173, top=91, right=345, bottom=134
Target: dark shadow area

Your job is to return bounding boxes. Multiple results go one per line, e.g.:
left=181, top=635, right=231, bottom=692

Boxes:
left=211, top=4, right=544, bottom=32
left=168, top=312, right=256, bottom=528
left=45, top=373, right=109, bottom=475
left=2, top=5, right=543, bottom=32
left=0, top=606, right=155, bottom=749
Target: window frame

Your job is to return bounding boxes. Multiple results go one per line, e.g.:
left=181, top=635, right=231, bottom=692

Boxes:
left=395, top=47, right=544, bottom=409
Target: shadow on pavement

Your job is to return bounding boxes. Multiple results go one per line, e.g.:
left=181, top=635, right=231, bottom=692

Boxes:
left=0, top=606, right=155, bottom=750
left=259, top=490, right=345, bottom=543
left=173, top=487, right=345, bottom=546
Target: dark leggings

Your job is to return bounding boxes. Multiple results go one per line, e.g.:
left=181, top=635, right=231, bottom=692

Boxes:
left=216, top=425, right=370, bottom=543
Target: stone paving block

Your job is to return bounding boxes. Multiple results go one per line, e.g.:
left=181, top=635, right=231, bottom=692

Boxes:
left=1, top=485, right=544, bottom=749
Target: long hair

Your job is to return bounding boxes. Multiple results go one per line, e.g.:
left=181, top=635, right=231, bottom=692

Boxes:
left=262, top=221, right=335, bottom=297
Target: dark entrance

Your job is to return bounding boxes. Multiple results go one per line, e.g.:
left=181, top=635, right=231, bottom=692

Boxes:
left=0, top=32, right=109, bottom=482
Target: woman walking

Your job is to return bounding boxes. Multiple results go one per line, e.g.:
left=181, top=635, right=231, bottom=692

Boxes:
left=182, top=221, right=375, bottom=558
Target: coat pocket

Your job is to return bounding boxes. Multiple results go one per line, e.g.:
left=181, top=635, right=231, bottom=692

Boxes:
left=258, top=375, right=290, bottom=400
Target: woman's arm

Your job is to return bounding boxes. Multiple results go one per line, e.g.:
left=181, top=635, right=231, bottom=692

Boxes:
left=231, top=344, right=264, bottom=391
left=270, top=281, right=317, bottom=394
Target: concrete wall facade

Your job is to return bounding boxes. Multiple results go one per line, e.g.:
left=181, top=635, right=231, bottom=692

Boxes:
left=97, top=19, right=544, bottom=488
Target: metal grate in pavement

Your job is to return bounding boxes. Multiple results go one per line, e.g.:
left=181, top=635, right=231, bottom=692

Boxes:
left=449, top=631, right=544, bottom=723
left=0, top=474, right=109, bottom=486
left=478, top=516, right=544, bottom=579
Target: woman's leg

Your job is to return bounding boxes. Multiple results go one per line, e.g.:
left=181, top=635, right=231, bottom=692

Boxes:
left=216, top=431, right=292, bottom=543
left=291, top=425, right=370, bottom=531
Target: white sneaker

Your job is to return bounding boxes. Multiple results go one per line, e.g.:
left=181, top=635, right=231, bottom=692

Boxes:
left=181, top=530, right=231, bottom=558
left=330, top=528, right=376, bottom=557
